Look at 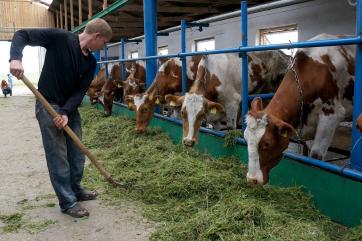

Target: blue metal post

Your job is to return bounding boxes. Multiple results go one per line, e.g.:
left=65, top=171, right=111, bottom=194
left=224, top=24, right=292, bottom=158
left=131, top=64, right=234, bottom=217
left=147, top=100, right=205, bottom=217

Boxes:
left=93, top=50, right=101, bottom=76
left=104, top=46, right=109, bottom=79
left=351, top=0, right=362, bottom=171
left=143, top=0, right=157, bottom=88
left=120, top=38, right=126, bottom=80
left=181, top=19, right=187, bottom=94
left=241, top=0, right=248, bottom=130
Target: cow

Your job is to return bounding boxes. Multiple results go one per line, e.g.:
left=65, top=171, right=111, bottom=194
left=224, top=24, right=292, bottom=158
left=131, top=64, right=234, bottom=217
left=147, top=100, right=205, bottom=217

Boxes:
left=119, top=61, right=146, bottom=97
left=1, top=80, right=12, bottom=97
left=98, top=61, right=146, bottom=116
left=86, top=67, right=106, bottom=104
left=126, top=56, right=202, bottom=133
left=165, top=50, right=289, bottom=147
left=357, top=114, right=362, bottom=132
left=244, top=34, right=355, bottom=185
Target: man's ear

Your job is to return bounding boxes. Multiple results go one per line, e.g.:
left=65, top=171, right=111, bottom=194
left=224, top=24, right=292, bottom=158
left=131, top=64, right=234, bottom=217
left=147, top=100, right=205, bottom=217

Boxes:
left=165, top=94, right=184, bottom=107
left=205, top=99, right=224, bottom=114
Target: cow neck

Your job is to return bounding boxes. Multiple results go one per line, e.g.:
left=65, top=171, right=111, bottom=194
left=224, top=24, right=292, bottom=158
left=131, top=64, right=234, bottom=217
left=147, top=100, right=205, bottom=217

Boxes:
left=264, top=72, right=304, bottom=128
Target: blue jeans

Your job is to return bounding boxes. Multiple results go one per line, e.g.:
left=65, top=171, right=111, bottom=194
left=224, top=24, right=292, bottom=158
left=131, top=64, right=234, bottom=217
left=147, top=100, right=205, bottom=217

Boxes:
left=2, top=88, right=12, bottom=97
left=35, top=100, right=85, bottom=210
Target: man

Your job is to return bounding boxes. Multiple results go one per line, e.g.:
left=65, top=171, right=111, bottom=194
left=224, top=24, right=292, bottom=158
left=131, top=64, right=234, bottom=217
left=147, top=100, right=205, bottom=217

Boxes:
left=9, top=18, right=112, bottom=218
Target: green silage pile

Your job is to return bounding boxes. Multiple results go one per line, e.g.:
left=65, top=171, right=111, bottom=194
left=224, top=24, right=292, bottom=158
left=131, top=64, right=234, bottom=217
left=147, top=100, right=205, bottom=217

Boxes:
left=79, top=106, right=362, bottom=241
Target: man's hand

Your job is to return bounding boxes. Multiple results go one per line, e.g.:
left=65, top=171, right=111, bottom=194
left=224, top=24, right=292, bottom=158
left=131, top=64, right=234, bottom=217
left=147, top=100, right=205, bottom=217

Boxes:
left=10, top=60, right=24, bottom=79
left=53, top=115, right=68, bottom=129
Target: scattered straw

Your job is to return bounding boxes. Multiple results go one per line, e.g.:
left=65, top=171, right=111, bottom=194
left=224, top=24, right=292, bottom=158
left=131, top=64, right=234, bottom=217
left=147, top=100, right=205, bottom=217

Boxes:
left=80, top=106, right=362, bottom=241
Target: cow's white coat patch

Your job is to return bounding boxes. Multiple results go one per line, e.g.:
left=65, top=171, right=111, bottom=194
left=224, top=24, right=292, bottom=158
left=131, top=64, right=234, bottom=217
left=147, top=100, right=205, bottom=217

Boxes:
left=183, top=93, right=204, bottom=141
left=244, top=114, right=268, bottom=184
left=134, top=95, right=147, bottom=111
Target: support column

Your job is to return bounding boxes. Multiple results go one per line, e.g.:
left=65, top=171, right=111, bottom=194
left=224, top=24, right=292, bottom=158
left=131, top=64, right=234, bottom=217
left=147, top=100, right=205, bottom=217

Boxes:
left=88, top=0, right=93, bottom=19
left=181, top=19, right=187, bottom=95
left=64, top=0, right=68, bottom=30
left=78, top=0, right=82, bottom=24
left=351, top=0, right=362, bottom=171
left=60, top=4, right=64, bottom=29
left=241, top=0, right=248, bottom=130
left=70, top=0, right=74, bottom=30
left=143, top=0, right=157, bottom=88
left=120, top=38, right=126, bottom=81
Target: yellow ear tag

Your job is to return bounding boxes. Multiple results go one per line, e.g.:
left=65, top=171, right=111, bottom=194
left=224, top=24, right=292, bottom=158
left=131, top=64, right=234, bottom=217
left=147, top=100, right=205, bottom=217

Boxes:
left=210, top=107, right=217, bottom=114
left=128, top=102, right=132, bottom=108
left=170, top=100, right=176, bottom=106
left=281, top=130, right=288, bottom=138
left=155, top=98, right=160, bottom=104
left=117, top=84, right=122, bottom=88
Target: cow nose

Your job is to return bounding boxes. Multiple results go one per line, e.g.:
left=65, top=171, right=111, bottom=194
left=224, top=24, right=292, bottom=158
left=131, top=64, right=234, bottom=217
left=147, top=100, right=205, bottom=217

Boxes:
left=183, top=138, right=195, bottom=147
left=135, top=128, right=145, bottom=134
left=246, top=177, right=261, bottom=186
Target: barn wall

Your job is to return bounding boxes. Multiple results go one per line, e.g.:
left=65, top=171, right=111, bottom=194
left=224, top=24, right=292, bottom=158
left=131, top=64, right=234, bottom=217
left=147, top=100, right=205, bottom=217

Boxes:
left=104, top=0, right=355, bottom=60
left=0, top=1, right=55, bottom=41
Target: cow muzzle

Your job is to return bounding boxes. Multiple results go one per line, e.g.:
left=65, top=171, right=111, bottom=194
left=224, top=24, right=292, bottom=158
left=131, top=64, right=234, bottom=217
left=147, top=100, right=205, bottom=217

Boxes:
left=135, top=127, right=145, bottom=134
left=183, top=138, right=195, bottom=147
left=246, top=172, right=265, bottom=186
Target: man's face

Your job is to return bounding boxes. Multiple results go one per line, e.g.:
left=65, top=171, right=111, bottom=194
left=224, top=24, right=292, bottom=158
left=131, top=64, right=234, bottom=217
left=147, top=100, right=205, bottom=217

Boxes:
left=89, top=33, right=110, bottom=51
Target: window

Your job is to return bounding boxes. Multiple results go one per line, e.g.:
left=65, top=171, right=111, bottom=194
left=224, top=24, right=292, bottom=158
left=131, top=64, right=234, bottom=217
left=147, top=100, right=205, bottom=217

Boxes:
left=195, top=38, right=215, bottom=52
left=158, top=46, right=168, bottom=56
left=259, top=25, right=298, bottom=55
left=129, top=51, right=139, bottom=59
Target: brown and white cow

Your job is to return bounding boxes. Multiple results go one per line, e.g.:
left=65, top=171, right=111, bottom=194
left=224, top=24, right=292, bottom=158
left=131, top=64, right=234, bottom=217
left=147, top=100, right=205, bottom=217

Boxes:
left=244, top=34, right=355, bottom=185
left=165, top=51, right=289, bottom=147
left=87, top=67, right=106, bottom=104
left=126, top=56, right=202, bottom=133
left=119, top=61, right=146, bottom=97
left=98, top=61, right=146, bottom=116
left=357, top=113, right=362, bottom=132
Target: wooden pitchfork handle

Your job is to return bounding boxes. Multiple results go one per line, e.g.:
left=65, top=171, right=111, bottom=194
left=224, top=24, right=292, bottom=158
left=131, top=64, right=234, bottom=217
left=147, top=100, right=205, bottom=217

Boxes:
left=21, top=75, right=122, bottom=187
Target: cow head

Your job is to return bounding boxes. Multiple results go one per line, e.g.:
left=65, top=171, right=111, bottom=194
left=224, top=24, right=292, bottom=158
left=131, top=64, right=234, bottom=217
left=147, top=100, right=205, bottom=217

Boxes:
left=125, top=92, right=162, bottom=133
left=121, top=65, right=146, bottom=96
left=87, top=67, right=106, bottom=104
left=98, top=80, right=117, bottom=117
left=165, top=93, right=224, bottom=147
left=244, top=97, right=294, bottom=185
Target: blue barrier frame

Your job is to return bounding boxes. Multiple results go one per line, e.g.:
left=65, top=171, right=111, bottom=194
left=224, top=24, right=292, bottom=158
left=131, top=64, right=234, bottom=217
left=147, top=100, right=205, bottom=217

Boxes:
left=95, top=0, right=362, bottom=179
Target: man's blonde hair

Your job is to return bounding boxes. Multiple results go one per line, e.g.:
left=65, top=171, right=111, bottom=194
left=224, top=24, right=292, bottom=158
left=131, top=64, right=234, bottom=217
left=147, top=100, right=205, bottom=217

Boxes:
left=84, top=18, right=112, bottom=39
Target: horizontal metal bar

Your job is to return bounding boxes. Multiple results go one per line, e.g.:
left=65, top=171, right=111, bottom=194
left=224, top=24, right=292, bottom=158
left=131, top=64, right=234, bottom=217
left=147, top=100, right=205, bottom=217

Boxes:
left=248, top=93, right=274, bottom=101
left=98, top=37, right=362, bottom=65
left=285, top=152, right=362, bottom=183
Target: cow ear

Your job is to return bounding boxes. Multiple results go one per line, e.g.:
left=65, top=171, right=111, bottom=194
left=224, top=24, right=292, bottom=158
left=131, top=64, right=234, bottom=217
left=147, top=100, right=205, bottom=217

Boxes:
left=114, top=80, right=124, bottom=88
left=125, top=95, right=134, bottom=103
left=251, top=97, right=263, bottom=111
left=206, top=100, right=224, bottom=114
left=153, top=95, right=164, bottom=105
left=275, top=121, right=294, bottom=139
left=165, top=94, right=184, bottom=107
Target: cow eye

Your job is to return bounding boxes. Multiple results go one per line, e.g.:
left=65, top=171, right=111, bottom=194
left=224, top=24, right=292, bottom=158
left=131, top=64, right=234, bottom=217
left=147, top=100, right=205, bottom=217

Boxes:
left=142, top=108, right=148, bottom=113
left=181, top=110, right=186, bottom=117
left=261, top=142, right=271, bottom=150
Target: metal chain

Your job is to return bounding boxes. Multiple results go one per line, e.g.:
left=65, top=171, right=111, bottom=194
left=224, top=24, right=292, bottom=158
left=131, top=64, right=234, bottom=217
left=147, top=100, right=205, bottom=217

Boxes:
left=288, top=47, right=306, bottom=154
